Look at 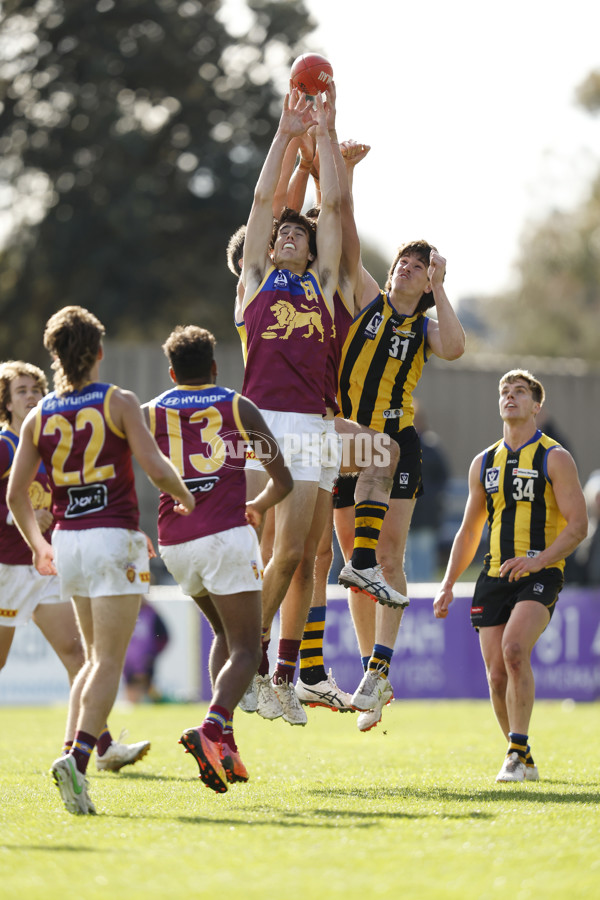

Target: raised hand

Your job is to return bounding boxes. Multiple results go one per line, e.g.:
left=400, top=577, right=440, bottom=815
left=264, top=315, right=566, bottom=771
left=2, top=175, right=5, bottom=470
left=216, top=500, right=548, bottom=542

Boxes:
left=340, top=139, right=371, bottom=167
left=428, top=249, right=447, bottom=287
left=281, top=88, right=316, bottom=137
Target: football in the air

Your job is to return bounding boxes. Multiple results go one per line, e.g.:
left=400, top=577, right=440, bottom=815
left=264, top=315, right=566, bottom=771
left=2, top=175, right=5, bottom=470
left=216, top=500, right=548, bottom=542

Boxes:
left=290, top=53, right=333, bottom=96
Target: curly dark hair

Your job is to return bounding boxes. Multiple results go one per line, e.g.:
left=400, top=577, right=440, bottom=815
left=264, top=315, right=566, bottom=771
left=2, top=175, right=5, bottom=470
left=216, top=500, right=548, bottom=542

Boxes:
left=43, top=306, right=105, bottom=395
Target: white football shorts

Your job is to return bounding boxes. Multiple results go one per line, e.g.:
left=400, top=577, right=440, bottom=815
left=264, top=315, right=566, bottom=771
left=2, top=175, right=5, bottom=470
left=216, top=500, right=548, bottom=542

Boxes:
left=245, top=409, right=329, bottom=482
left=0, top=563, right=62, bottom=627
left=159, top=524, right=263, bottom=598
left=52, top=528, right=150, bottom=600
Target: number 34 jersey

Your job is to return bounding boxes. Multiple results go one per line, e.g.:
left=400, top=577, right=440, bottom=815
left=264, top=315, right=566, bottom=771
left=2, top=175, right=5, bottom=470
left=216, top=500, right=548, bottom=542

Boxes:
left=33, top=383, right=139, bottom=531
left=479, top=430, right=567, bottom=577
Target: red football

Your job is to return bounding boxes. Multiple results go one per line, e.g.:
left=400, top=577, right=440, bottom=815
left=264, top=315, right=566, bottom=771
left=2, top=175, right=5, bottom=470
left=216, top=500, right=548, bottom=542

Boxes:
left=290, top=53, right=333, bottom=96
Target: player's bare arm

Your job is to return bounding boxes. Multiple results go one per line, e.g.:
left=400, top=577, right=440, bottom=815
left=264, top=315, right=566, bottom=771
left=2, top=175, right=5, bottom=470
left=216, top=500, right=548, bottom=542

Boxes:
left=433, top=452, right=488, bottom=618
left=312, top=88, right=342, bottom=313
left=242, top=89, right=316, bottom=304
left=423, top=252, right=466, bottom=361
left=499, top=447, right=588, bottom=582
left=6, top=411, right=56, bottom=575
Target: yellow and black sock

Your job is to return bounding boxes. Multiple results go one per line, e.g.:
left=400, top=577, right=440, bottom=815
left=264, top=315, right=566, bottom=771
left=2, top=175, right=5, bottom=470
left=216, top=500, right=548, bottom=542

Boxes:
left=351, top=501, right=388, bottom=570
left=367, top=644, right=393, bottom=680
left=507, top=731, right=528, bottom=762
left=299, top=605, right=327, bottom=685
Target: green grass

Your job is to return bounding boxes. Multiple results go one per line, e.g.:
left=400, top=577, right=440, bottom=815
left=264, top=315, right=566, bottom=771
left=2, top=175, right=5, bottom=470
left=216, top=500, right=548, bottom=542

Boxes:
left=1, top=700, right=599, bottom=899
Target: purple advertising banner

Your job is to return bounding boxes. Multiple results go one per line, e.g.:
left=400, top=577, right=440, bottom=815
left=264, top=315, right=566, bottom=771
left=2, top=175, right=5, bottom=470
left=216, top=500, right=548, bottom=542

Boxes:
left=200, top=584, right=600, bottom=702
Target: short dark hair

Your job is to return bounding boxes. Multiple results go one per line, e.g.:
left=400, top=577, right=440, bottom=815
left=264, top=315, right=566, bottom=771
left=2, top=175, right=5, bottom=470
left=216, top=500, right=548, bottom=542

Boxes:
left=269, top=207, right=318, bottom=261
left=385, top=240, right=438, bottom=313
left=162, top=325, right=216, bottom=383
left=499, top=369, right=545, bottom=406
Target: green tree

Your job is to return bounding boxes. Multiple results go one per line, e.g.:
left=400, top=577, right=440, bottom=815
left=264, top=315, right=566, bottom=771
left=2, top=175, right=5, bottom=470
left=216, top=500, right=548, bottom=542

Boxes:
left=473, top=68, right=600, bottom=362
left=0, top=0, right=316, bottom=363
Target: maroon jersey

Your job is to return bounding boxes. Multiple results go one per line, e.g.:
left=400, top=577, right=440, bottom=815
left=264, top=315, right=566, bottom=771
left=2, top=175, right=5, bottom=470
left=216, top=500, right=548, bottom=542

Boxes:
left=325, top=289, right=353, bottom=413
left=0, top=429, right=53, bottom=565
left=33, top=383, right=139, bottom=531
left=237, top=265, right=332, bottom=415
left=146, top=384, right=249, bottom=545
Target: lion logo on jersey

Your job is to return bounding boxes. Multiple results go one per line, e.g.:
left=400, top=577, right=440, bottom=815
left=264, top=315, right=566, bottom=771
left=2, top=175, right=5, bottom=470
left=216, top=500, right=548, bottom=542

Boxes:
left=262, top=299, right=325, bottom=342
left=28, top=480, right=52, bottom=511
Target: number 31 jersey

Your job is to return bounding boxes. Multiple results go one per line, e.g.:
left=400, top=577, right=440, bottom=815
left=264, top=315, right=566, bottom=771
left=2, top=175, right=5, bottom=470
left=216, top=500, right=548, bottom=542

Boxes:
left=33, top=383, right=139, bottom=531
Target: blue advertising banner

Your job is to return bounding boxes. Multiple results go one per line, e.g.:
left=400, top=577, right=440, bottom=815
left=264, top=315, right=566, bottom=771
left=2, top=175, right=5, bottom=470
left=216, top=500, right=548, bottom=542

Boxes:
left=199, top=584, right=600, bottom=702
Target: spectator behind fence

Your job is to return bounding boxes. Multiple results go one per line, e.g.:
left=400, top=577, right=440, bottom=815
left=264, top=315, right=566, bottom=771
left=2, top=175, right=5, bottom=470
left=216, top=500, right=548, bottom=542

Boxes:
left=405, top=402, right=450, bottom=582
left=123, top=598, right=170, bottom=703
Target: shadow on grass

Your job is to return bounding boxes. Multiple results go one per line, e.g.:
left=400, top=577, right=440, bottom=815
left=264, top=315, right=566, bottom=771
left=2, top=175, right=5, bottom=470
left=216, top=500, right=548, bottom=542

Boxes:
left=0, top=845, right=100, bottom=852
left=309, top=785, right=600, bottom=804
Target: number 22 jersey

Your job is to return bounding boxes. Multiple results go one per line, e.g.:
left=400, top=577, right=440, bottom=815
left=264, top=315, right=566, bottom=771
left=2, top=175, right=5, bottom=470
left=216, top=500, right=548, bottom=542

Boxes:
left=33, top=383, right=139, bottom=531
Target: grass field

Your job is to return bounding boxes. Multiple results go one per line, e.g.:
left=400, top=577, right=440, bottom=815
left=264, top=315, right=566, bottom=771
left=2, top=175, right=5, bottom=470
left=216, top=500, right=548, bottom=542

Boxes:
left=1, top=699, right=599, bottom=899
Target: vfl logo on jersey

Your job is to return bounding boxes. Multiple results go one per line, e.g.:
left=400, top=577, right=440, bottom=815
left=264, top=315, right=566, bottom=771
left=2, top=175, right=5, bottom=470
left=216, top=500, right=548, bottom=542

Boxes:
left=185, top=476, right=219, bottom=494
left=513, top=468, right=538, bottom=478
left=533, top=582, right=544, bottom=594
left=383, top=408, right=404, bottom=419
left=485, top=467, right=500, bottom=493
left=398, top=472, right=409, bottom=487
left=65, top=484, right=108, bottom=518
left=527, top=549, right=541, bottom=558
left=274, top=271, right=289, bottom=289
left=261, top=300, right=325, bottom=342
left=363, top=312, right=384, bottom=340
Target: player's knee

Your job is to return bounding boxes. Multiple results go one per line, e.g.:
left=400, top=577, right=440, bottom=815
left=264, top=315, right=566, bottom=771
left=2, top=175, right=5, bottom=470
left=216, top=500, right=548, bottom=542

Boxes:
left=486, top=665, right=508, bottom=695
left=502, top=639, right=526, bottom=671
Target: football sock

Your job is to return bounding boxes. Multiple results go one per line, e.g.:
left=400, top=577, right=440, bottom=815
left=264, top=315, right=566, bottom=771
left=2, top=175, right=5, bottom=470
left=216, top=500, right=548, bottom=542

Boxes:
left=273, top=639, right=301, bottom=684
left=368, top=644, right=393, bottom=680
left=525, top=744, right=536, bottom=768
left=299, top=605, right=327, bottom=684
left=222, top=719, right=237, bottom=752
left=71, top=730, right=97, bottom=775
left=361, top=656, right=370, bottom=672
left=351, top=501, right=388, bottom=570
left=201, top=705, right=230, bottom=743
left=96, top=725, right=113, bottom=756
left=258, top=627, right=271, bottom=677
left=507, top=731, right=528, bottom=762
left=61, top=741, right=73, bottom=756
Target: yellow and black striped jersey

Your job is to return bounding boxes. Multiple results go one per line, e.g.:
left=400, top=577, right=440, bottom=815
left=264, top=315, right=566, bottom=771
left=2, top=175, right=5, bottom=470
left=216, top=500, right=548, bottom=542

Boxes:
left=480, top=431, right=566, bottom=577
left=337, top=291, right=430, bottom=434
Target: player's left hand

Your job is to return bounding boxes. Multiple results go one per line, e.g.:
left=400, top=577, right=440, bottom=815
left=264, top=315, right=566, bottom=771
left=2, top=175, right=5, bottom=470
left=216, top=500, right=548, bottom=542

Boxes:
left=428, top=250, right=446, bottom=287
left=499, top=555, right=543, bottom=581
left=245, top=502, right=263, bottom=530
left=33, top=542, right=57, bottom=576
